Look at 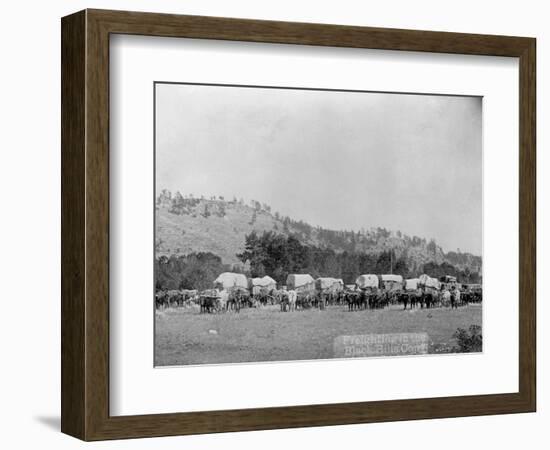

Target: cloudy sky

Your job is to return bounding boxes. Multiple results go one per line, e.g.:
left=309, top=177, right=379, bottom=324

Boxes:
left=155, top=83, right=482, bottom=255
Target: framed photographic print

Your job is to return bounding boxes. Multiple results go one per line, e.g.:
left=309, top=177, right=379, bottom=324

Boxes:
left=61, top=9, right=536, bottom=440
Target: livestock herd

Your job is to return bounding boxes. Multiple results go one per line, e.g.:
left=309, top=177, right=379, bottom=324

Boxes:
left=155, top=272, right=482, bottom=314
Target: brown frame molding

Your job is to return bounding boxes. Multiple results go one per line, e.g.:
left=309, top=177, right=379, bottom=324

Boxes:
left=61, top=9, right=536, bottom=441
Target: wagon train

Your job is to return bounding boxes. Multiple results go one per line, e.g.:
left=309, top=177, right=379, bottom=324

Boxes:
left=155, top=270, right=481, bottom=314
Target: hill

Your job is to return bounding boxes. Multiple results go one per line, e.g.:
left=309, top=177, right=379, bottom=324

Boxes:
left=155, top=190, right=482, bottom=278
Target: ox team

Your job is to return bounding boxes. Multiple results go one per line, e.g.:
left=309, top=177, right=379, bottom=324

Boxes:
left=155, top=272, right=482, bottom=313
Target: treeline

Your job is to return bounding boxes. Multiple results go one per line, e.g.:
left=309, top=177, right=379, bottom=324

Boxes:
left=155, top=252, right=239, bottom=291
left=155, top=232, right=481, bottom=291
left=238, top=231, right=481, bottom=285
left=445, top=251, right=482, bottom=270
left=157, top=189, right=268, bottom=218
left=423, top=261, right=481, bottom=284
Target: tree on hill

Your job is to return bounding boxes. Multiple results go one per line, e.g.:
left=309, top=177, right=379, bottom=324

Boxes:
left=427, top=238, right=437, bottom=255
left=169, top=191, right=185, bottom=214
left=201, top=204, right=210, bottom=218
left=393, top=257, right=410, bottom=277
left=157, top=189, right=172, bottom=205
left=155, top=252, right=230, bottom=291
left=421, top=261, right=480, bottom=283
left=236, top=230, right=482, bottom=285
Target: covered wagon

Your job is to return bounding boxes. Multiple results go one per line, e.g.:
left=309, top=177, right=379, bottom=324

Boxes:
left=213, top=272, right=248, bottom=290
left=439, top=275, right=458, bottom=290
left=286, top=274, right=316, bottom=294
left=404, top=278, right=420, bottom=291
left=418, top=274, right=441, bottom=291
left=380, top=274, right=404, bottom=291
left=249, top=275, right=277, bottom=295
left=315, top=277, right=344, bottom=293
left=355, top=274, right=379, bottom=290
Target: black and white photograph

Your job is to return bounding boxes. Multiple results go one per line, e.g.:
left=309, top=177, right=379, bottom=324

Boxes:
left=154, top=82, right=483, bottom=366
left=2, top=1, right=542, bottom=446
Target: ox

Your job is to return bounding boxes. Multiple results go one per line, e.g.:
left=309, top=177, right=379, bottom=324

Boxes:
left=451, top=288, right=461, bottom=309
left=280, top=290, right=297, bottom=312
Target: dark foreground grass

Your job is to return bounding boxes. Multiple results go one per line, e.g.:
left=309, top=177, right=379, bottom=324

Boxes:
left=154, top=304, right=482, bottom=366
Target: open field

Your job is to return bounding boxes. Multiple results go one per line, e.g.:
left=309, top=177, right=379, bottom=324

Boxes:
left=155, top=304, right=482, bottom=366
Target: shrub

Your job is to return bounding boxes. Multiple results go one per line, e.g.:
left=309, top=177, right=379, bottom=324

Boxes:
left=452, top=325, right=482, bottom=353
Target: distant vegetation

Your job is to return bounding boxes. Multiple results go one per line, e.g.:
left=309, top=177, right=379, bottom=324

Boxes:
left=237, top=230, right=410, bottom=283
left=155, top=252, right=237, bottom=291
left=154, top=190, right=482, bottom=289
left=237, top=230, right=480, bottom=285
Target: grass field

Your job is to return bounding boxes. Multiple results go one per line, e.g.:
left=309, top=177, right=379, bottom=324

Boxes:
left=154, top=304, right=482, bottom=366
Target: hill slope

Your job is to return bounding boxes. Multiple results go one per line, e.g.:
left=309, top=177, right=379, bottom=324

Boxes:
left=155, top=190, right=482, bottom=275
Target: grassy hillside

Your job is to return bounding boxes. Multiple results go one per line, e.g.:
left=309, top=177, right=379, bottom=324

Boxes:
left=155, top=190, right=482, bottom=274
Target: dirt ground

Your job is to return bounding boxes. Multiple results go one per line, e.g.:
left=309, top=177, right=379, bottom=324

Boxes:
left=154, top=304, right=482, bottom=366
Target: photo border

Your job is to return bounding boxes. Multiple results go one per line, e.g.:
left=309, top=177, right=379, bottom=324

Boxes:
left=61, top=9, right=535, bottom=440
left=152, top=80, right=484, bottom=368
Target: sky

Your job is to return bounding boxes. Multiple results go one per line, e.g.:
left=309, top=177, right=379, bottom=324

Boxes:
left=155, top=83, right=482, bottom=255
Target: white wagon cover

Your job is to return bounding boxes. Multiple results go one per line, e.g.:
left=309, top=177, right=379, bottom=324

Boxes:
left=316, top=277, right=344, bottom=291
left=418, top=274, right=441, bottom=289
left=213, top=272, right=248, bottom=290
left=355, top=274, right=379, bottom=289
left=286, top=274, right=315, bottom=290
left=405, top=278, right=420, bottom=291
left=249, top=275, right=277, bottom=287
left=381, top=274, right=404, bottom=283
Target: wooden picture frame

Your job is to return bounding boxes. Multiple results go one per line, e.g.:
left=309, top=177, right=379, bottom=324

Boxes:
left=61, top=9, right=536, bottom=441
